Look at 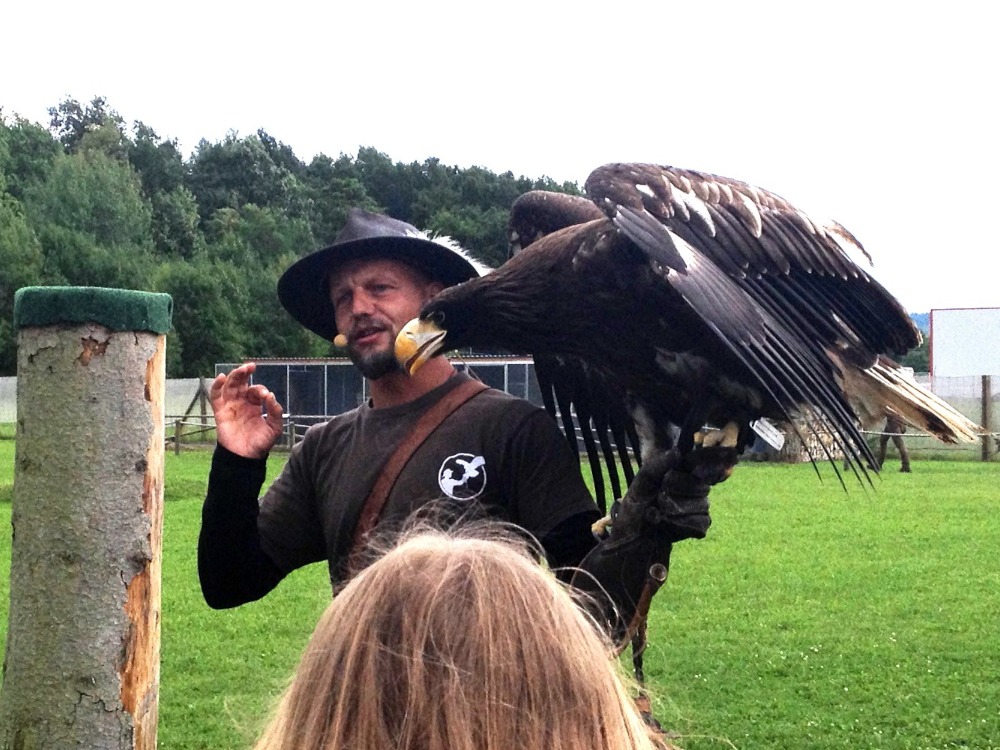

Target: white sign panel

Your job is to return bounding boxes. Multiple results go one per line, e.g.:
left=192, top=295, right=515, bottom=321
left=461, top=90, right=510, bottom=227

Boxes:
left=930, top=307, right=1000, bottom=376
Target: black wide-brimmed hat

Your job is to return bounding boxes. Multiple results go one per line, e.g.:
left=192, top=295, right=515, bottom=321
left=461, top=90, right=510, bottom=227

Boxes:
left=278, top=208, right=484, bottom=341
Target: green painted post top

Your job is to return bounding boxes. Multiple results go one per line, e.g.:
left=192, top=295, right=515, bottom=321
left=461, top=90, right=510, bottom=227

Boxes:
left=14, top=286, right=173, bottom=334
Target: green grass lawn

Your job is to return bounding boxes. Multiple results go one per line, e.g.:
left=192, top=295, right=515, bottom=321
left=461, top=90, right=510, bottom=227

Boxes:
left=1, top=440, right=999, bottom=749
left=645, top=462, right=1000, bottom=749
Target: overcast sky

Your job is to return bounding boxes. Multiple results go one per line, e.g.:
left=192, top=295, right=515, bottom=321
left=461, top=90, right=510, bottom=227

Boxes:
left=4, top=0, right=996, bottom=313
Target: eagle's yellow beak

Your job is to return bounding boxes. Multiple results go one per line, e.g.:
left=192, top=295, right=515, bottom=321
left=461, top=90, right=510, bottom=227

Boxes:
left=395, top=317, right=448, bottom=375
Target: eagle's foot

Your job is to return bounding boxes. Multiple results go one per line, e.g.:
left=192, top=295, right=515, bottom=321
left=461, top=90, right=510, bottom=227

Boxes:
left=694, top=421, right=740, bottom=449
left=680, top=421, right=740, bottom=485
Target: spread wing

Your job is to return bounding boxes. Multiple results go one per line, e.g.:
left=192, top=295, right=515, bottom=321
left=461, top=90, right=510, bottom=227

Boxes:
left=505, top=163, right=976, bottom=492
left=584, top=163, right=919, bottom=364
left=507, top=174, right=878, bottom=490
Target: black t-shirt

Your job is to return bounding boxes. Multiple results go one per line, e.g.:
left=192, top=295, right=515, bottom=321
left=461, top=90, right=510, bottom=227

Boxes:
left=256, top=373, right=598, bottom=582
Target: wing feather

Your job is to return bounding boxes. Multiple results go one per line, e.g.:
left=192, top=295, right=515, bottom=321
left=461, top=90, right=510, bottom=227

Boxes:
left=476, top=162, right=960, bottom=490
left=602, top=194, right=880, bottom=473
left=533, top=353, right=640, bottom=510
left=586, top=163, right=921, bottom=359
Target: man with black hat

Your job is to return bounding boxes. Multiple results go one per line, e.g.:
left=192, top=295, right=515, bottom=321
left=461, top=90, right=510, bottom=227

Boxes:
left=199, top=209, right=608, bottom=608
left=198, top=209, right=730, bottom=641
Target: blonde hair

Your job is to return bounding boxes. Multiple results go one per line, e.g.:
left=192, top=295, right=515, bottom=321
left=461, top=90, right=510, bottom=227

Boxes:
left=254, top=524, right=659, bottom=750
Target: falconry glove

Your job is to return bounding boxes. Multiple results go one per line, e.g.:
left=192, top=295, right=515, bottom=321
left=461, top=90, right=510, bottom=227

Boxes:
left=571, top=444, right=737, bottom=641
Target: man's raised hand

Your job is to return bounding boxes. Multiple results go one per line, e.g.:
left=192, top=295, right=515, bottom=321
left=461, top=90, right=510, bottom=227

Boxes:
left=209, top=362, right=285, bottom=459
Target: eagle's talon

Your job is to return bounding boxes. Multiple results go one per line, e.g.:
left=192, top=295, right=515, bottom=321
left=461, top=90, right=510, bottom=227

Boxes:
left=700, top=421, right=740, bottom=449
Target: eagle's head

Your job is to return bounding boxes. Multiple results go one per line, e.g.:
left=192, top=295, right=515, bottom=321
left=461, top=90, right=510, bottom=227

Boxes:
left=394, top=284, right=487, bottom=375
left=395, top=310, right=449, bottom=375
left=395, top=261, right=553, bottom=375
left=395, top=231, right=597, bottom=375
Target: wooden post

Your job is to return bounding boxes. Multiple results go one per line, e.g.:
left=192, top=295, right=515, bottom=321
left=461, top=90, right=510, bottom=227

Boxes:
left=0, top=287, right=172, bottom=750
left=983, top=375, right=993, bottom=462
left=199, top=376, right=208, bottom=442
left=174, top=419, right=183, bottom=455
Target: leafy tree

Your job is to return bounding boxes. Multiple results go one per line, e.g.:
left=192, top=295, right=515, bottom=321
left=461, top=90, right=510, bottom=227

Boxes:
left=150, top=186, right=203, bottom=259
left=154, top=259, right=248, bottom=377
left=202, top=204, right=314, bottom=266
left=233, top=204, right=314, bottom=263
left=353, top=147, right=415, bottom=220
left=128, top=122, right=186, bottom=195
left=239, top=254, right=329, bottom=361
left=22, top=148, right=155, bottom=288
left=408, top=157, right=461, bottom=229
left=76, top=120, right=130, bottom=162
left=257, top=129, right=307, bottom=179
left=0, top=130, right=7, bottom=195
left=194, top=204, right=324, bottom=363
left=186, top=133, right=313, bottom=224
left=0, top=115, right=61, bottom=201
left=124, top=122, right=203, bottom=258
left=301, top=154, right=379, bottom=244
left=31, top=224, right=155, bottom=292
left=427, top=204, right=507, bottom=269
left=0, top=196, right=45, bottom=374
left=47, top=96, right=124, bottom=154
left=453, top=166, right=514, bottom=209
left=4, top=98, right=601, bottom=371
left=24, top=148, right=152, bottom=248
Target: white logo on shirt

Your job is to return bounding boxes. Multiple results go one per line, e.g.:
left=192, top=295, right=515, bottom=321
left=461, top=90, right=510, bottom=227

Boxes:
left=438, top=453, right=487, bottom=500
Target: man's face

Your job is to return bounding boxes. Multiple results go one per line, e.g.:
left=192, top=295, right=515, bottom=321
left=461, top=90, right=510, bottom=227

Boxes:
left=329, top=258, right=444, bottom=379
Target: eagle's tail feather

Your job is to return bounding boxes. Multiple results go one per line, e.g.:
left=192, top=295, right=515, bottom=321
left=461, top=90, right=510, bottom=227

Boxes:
left=836, top=354, right=982, bottom=443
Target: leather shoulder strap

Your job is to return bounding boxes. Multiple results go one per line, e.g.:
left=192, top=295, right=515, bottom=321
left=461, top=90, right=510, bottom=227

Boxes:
left=348, top=377, right=489, bottom=572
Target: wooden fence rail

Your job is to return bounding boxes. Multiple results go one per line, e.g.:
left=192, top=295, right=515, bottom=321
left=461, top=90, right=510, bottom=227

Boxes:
left=166, top=415, right=320, bottom=453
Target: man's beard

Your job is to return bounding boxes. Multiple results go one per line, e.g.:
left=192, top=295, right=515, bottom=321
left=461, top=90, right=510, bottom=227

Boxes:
left=348, top=345, right=404, bottom=380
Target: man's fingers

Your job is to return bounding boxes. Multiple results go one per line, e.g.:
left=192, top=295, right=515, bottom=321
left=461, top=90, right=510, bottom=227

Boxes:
left=263, top=391, right=285, bottom=422
left=210, top=364, right=263, bottom=409
left=245, top=384, right=271, bottom=405
left=218, top=363, right=256, bottom=398
left=209, top=373, right=227, bottom=402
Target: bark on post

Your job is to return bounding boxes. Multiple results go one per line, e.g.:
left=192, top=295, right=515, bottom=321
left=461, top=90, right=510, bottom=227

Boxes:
left=0, top=287, right=172, bottom=750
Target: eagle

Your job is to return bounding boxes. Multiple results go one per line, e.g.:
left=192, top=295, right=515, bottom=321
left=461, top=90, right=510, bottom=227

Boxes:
left=395, top=163, right=980, bottom=506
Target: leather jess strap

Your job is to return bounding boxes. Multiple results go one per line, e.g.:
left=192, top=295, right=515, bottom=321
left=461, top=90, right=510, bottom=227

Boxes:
left=347, top=377, right=489, bottom=573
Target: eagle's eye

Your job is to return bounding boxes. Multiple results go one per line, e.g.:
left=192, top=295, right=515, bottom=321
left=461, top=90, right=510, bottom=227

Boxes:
left=430, top=310, right=445, bottom=325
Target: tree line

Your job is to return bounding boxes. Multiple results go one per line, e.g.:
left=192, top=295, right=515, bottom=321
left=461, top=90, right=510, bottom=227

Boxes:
left=0, top=96, right=929, bottom=378
left=0, top=97, right=579, bottom=377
